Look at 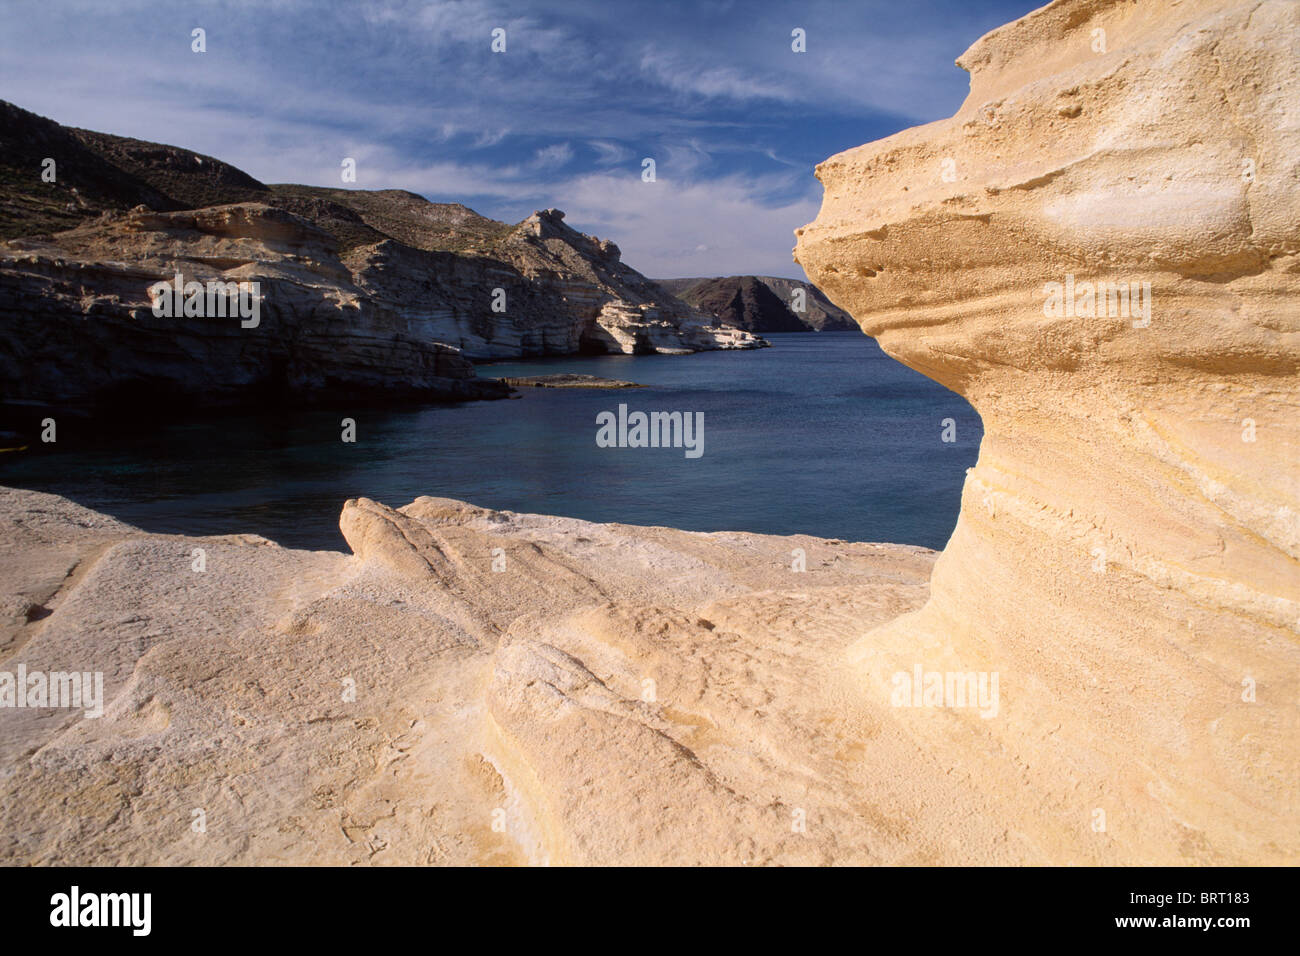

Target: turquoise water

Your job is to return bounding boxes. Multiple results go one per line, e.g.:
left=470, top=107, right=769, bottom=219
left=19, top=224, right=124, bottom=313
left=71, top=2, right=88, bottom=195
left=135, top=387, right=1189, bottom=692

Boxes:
left=0, top=333, right=981, bottom=551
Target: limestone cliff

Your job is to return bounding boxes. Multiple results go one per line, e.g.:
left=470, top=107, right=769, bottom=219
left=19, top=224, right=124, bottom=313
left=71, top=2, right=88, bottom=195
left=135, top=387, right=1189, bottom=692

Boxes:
left=0, top=204, right=503, bottom=408
left=795, top=0, right=1299, bottom=861
left=347, top=208, right=765, bottom=359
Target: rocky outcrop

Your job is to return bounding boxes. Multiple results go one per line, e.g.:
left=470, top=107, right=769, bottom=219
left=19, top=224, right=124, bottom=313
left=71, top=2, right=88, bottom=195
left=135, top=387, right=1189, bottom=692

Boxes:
left=796, top=0, right=1299, bottom=861
left=0, top=100, right=763, bottom=413
left=658, top=275, right=858, bottom=332
left=0, top=204, right=505, bottom=409
left=661, top=275, right=809, bottom=333
left=0, top=99, right=267, bottom=239
left=346, top=208, right=767, bottom=360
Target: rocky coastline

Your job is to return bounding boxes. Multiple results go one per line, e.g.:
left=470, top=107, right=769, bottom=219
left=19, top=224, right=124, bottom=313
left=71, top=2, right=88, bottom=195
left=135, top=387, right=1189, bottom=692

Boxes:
left=0, top=100, right=765, bottom=429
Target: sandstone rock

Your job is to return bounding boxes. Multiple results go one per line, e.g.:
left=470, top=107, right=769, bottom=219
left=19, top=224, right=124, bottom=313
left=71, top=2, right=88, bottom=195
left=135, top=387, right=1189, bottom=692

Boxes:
left=795, top=0, right=1300, bottom=862
left=1, top=0, right=1293, bottom=867
left=0, top=487, right=934, bottom=865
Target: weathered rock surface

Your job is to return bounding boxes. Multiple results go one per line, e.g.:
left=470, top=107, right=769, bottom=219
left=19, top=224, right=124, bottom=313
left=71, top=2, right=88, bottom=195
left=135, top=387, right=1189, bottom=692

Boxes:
left=0, top=486, right=937, bottom=865
left=657, top=275, right=858, bottom=332
left=796, top=0, right=1299, bottom=863
left=348, top=208, right=768, bottom=360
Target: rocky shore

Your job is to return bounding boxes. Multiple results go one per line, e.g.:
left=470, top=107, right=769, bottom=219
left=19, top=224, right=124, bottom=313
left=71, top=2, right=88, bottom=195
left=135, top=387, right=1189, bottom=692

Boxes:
left=494, top=373, right=644, bottom=389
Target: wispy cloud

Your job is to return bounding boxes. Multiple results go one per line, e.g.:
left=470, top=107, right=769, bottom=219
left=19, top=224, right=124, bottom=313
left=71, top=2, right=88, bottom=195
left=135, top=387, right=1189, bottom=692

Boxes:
left=471, top=128, right=511, bottom=148
left=554, top=170, right=821, bottom=278
left=588, top=140, right=633, bottom=167
left=531, top=143, right=574, bottom=170
left=638, top=47, right=796, bottom=102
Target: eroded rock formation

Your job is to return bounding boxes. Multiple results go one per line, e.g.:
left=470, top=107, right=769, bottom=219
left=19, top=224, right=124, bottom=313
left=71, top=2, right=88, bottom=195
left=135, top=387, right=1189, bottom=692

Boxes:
left=795, top=0, right=1299, bottom=861
left=0, top=487, right=936, bottom=865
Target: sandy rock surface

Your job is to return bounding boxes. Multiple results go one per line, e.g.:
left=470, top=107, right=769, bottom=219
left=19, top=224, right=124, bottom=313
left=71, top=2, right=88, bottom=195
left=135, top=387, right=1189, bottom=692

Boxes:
left=0, top=487, right=936, bottom=864
left=796, top=0, right=1299, bottom=863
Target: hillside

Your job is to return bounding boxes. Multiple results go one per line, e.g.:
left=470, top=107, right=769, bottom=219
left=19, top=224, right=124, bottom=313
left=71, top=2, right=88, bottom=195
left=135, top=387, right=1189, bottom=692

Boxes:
left=657, top=274, right=857, bottom=332
left=0, top=100, right=763, bottom=415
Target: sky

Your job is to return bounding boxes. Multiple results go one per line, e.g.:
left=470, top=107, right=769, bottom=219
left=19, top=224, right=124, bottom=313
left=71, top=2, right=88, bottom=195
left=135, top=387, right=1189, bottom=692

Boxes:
left=1, top=0, right=1045, bottom=279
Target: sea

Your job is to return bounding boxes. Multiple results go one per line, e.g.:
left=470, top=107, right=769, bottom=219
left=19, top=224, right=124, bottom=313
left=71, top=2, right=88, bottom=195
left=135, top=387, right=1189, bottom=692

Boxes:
left=0, top=332, right=982, bottom=552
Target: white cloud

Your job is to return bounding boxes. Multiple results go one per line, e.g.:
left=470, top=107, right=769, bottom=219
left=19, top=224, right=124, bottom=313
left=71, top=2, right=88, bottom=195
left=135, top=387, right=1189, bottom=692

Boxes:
left=0, top=0, right=1021, bottom=281
left=472, top=128, right=511, bottom=148
left=639, top=47, right=797, bottom=103
left=256, top=147, right=817, bottom=279
left=550, top=170, right=818, bottom=279
left=531, top=143, right=574, bottom=169
left=587, top=140, right=633, bottom=166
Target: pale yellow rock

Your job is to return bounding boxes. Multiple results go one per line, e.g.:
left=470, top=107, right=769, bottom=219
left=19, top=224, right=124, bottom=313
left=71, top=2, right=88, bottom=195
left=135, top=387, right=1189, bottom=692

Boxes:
left=0, top=487, right=941, bottom=864
left=795, top=0, right=1299, bottom=863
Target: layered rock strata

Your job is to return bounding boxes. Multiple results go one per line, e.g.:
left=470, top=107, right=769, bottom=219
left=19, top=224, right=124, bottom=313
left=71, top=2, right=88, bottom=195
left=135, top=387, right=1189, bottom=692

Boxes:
left=0, top=0, right=1294, bottom=867
left=0, top=204, right=502, bottom=407
left=795, top=0, right=1300, bottom=861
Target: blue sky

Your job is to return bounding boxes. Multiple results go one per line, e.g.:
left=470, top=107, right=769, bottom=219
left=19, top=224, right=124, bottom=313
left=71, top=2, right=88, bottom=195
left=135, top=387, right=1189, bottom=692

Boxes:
left=2, top=0, right=1044, bottom=279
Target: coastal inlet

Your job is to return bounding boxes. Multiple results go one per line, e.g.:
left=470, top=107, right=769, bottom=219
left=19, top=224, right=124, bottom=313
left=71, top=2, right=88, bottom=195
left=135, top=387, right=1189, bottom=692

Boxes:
left=0, top=333, right=982, bottom=551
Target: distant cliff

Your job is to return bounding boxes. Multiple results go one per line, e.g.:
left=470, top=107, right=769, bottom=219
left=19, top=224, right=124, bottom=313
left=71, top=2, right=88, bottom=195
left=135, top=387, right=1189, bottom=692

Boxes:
left=656, top=275, right=858, bottom=332
left=0, top=100, right=764, bottom=414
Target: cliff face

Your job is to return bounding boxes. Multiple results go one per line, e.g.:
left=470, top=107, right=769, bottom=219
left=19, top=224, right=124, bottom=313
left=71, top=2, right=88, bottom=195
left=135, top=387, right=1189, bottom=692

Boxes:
left=796, top=0, right=1299, bottom=860
left=347, top=208, right=765, bottom=359
left=0, top=204, right=504, bottom=407
left=658, top=275, right=858, bottom=332
left=0, top=102, right=763, bottom=411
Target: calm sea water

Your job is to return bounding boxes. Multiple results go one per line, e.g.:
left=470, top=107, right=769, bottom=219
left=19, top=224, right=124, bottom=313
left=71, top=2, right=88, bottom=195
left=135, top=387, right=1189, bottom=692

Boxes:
left=0, top=333, right=981, bottom=551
